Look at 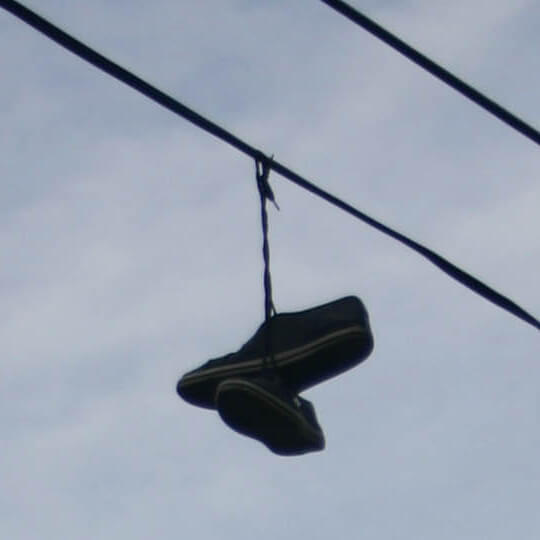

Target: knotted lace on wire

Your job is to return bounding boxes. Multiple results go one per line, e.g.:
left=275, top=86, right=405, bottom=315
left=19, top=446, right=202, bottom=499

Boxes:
left=255, top=156, right=279, bottom=373
left=256, top=156, right=278, bottom=321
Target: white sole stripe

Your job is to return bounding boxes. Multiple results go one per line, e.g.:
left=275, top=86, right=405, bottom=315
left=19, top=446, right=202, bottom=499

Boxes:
left=181, top=325, right=368, bottom=385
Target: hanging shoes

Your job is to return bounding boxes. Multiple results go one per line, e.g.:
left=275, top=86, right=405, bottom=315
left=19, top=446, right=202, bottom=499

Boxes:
left=177, top=165, right=373, bottom=455
left=177, top=295, right=374, bottom=409
left=216, top=375, right=325, bottom=456
left=176, top=167, right=375, bottom=455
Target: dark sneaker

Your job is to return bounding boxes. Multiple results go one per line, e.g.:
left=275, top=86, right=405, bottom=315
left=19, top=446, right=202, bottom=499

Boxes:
left=177, top=296, right=374, bottom=409
left=216, top=376, right=325, bottom=456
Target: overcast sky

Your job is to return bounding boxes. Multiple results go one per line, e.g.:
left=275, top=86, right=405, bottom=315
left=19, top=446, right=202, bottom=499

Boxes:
left=1, top=1, right=539, bottom=539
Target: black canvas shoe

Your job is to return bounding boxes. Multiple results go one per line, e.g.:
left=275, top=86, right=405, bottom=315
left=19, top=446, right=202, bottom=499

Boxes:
left=216, top=376, right=325, bottom=456
left=177, top=296, right=374, bottom=409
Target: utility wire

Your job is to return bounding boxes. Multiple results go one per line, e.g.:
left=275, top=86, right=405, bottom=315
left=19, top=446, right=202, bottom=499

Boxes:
left=319, top=0, right=540, bottom=146
left=1, top=0, right=539, bottom=331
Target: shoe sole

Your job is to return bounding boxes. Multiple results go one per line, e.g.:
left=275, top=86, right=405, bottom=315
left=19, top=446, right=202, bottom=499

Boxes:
left=178, top=325, right=372, bottom=408
left=216, top=379, right=324, bottom=456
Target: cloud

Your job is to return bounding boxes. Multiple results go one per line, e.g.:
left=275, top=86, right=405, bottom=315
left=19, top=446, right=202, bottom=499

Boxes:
left=1, top=2, right=539, bottom=539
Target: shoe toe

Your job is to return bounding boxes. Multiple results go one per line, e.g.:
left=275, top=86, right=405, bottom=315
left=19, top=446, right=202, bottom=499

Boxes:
left=176, top=374, right=216, bottom=409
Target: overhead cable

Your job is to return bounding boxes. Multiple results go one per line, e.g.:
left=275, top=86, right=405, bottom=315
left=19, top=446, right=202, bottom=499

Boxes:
left=319, top=0, right=540, bottom=146
left=1, top=0, right=538, bottom=331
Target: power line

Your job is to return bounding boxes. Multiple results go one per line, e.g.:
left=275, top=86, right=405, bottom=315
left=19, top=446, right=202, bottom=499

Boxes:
left=1, top=0, right=539, bottom=331
left=319, top=0, right=540, bottom=146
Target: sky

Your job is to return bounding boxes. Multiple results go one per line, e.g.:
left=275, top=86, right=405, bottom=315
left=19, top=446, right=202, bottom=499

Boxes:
left=1, top=1, right=539, bottom=539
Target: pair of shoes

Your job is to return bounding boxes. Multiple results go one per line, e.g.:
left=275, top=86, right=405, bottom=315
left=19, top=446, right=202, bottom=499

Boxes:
left=177, top=296, right=374, bottom=455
